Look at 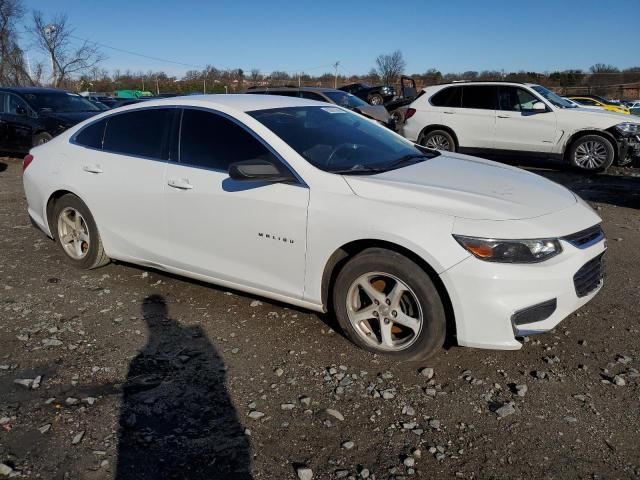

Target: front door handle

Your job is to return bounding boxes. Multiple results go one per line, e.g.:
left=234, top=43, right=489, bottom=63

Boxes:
left=443, top=111, right=455, bottom=115
left=167, top=178, right=193, bottom=190
left=82, top=165, right=102, bottom=174
left=497, top=115, right=510, bottom=119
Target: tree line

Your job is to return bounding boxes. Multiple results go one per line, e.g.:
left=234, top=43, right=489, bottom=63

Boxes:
left=1, top=0, right=639, bottom=99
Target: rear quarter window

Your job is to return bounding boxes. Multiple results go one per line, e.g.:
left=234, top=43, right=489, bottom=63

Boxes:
left=73, top=119, right=107, bottom=149
left=430, top=87, right=462, bottom=107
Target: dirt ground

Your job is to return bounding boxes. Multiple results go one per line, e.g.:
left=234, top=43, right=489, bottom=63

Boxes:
left=1, top=155, right=639, bottom=480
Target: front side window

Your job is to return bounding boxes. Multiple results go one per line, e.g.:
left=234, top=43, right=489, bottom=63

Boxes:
left=498, top=87, right=540, bottom=111
left=22, top=92, right=99, bottom=113
left=249, top=106, right=439, bottom=174
left=179, top=108, right=276, bottom=171
left=461, top=85, right=497, bottom=110
left=530, top=85, right=574, bottom=108
left=324, top=91, right=369, bottom=109
left=103, top=108, right=175, bottom=160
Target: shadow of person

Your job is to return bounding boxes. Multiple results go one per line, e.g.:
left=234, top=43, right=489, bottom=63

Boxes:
left=116, top=294, right=252, bottom=479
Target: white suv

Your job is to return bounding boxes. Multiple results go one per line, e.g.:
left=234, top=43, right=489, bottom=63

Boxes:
left=402, top=82, right=640, bottom=172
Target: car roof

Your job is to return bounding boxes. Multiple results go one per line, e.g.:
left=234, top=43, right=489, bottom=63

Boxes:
left=0, top=86, right=72, bottom=95
left=246, top=86, right=344, bottom=94
left=432, top=80, right=534, bottom=87
left=110, top=93, right=327, bottom=113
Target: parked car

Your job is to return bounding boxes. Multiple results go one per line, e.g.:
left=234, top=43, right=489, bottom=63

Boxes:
left=0, top=87, right=101, bottom=153
left=245, top=86, right=394, bottom=128
left=23, top=95, right=606, bottom=360
left=566, top=95, right=630, bottom=115
left=384, top=76, right=419, bottom=127
left=563, top=97, right=604, bottom=111
left=402, top=81, right=640, bottom=171
left=339, top=82, right=395, bottom=105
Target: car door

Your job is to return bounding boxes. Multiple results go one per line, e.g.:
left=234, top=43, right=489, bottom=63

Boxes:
left=69, top=108, right=176, bottom=264
left=430, top=85, right=496, bottom=149
left=163, top=108, right=309, bottom=299
left=4, top=93, right=34, bottom=152
left=494, top=86, right=557, bottom=153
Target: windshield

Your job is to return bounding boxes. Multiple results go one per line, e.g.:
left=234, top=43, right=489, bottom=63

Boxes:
left=23, top=92, right=100, bottom=113
left=249, top=106, right=438, bottom=174
left=323, top=91, right=369, bottom=109
left=530, top=85, right=575, bottom=108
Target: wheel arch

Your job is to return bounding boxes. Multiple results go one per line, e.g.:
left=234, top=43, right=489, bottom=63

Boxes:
left=45, top=189, right=82, bottom=236
left=562, top=129, right=619, bottom=163
left=418, top=125, right=459, bottom=150
left=320, top=239, right=457, bottom=342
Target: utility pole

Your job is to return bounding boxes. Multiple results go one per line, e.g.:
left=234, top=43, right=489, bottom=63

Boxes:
left=156, top=76, right=159, bottom=95
left=44, top=24, right=57, bottom=86
left=141, top=76, right=145, bottom=91
left=333, top=61, right=340, bottom=89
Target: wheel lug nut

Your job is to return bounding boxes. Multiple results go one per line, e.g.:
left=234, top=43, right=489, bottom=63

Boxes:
left=374, top=300, right=379, bottom=305
left=373, top=311, right=379, bottom=317
left=392, top=310, right=397, bottom=317
left=385, top=299, right=391, bottom=305
left=384, top=318, right=390, bottom=324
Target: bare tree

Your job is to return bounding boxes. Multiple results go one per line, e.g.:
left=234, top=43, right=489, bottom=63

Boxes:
left=0, top=0, right=37, bottom=85
left=31, top=10, right=105, bottom=87
left=374, top=50, right=405, bottom=85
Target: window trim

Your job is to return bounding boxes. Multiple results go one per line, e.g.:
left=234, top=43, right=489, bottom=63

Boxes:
left=428, top=86, right=462, bottom=108
left=5, top=92, right=33, bottom=116
left=498, top=85, right=551, bottom=113
left=69, top=105, right=181, bottom=163
left=176, top=106, right=307, bottom=187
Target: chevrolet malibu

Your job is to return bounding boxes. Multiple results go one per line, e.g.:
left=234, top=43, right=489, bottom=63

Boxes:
left=22, top=95, right=606, bottom=360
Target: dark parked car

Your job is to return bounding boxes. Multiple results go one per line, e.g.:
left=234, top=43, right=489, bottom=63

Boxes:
left=338, top=82, right=396, bottom=105
left=0, top=87, right=100, bottom=153
left=245, top=86, right=395, bottom=128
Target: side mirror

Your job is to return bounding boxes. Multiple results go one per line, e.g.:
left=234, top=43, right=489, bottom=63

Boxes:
left=228, top=158, right=295, bottom=183
left=532, top=101, right=547, bottom=112
left=15, top=106, right=28, bottom=116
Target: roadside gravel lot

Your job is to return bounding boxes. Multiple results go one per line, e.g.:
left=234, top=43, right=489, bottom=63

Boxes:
left=1, top=156, right=639, bottom=479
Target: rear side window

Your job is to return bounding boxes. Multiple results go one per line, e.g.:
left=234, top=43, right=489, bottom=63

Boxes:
left=103, top=108, right=175, bottom=159
left=299, top=91, right=326, bottom=102
left=179, top=108, right=275, bottom=171
left=461, top=85, right=497, bottom=109
left=430, top=87, right=462, bottom=107
left=74, top=119, right=107, bottom=149
left=270, top=91, right=300, bottom=98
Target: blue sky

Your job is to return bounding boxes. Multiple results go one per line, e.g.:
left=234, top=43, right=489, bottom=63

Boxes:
left=21, top=0, right=639, bottom=78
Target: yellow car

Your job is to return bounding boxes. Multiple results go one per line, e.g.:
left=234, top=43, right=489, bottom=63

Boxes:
left=568, top=96, right=630, bottom=114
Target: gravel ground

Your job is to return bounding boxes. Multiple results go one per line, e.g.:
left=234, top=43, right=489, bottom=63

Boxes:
left=1, top=155, right=639, bottom=479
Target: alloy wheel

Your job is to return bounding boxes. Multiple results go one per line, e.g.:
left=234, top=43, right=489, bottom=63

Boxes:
left=574, top=140, right=609, bottom=169
left=346, top=272, right=423, bottom=351
left=57, top=207, right=90, bottom=260
left=424, top=134, right=451, bottom=151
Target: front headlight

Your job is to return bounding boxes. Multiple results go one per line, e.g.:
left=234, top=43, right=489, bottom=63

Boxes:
left=615, top=122, right=640, bottom=135
left=453, top=235, right=562, bottom=263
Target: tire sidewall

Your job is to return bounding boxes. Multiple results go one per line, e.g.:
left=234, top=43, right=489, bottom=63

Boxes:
left=333, top=249, right=446, bottom=361
left=369, top=94, right=384, bottom=105
left=52, top=194, right=103, bottom=269
left=33, top=132, right=53, bottom=147
left=568, top=135, right=615, bottom=172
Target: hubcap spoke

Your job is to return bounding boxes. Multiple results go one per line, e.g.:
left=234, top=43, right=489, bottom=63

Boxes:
left=358, top=278, right=386, bottom=304
left=393, top=311, right=421, bottom=334
left=387, top=281, right=407, bottom=309
left=380, top=320, right=394, bottom=347
left=351, top=305, right=378, bottom=323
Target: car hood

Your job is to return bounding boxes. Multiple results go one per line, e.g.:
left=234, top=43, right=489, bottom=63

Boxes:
left=559, top=107, right=634, bottom=124
left=343, top=152, right=577, bottom=221
left=355, top=104, right=391, bottom=123
left=41, top=111, right=100, bottom=125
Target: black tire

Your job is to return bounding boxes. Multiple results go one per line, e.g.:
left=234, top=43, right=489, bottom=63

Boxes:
left=33, top=132, right=53, bottom=147
left=420, top=129, right=456, bottom=152
left=368, top=93, right=384, bottom=105
left=51, top=194, right=109, bottom=269
left=332, top=248, right=446, bottom=361
left=567, top=134, right=615, bottom=172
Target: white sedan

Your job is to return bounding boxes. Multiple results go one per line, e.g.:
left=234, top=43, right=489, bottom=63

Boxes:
left=22, top=95, right=606, bottom=360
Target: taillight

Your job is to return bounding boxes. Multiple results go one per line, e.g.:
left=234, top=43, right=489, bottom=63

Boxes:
left=404, top=108, right=416, bottom=121
left=23, top=154, right=34, bottom=171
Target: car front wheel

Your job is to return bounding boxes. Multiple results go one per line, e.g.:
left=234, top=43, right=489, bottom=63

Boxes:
left=52, top=194, right=110, bottom=269
left=568, top=134, right=615, bottom=172
left=332, top=248, right=446, bottom=361
left=368, top=93, right=384, bottom=105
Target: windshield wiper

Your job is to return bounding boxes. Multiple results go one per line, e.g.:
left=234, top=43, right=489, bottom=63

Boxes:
left=329, top=165, right=387, bottom=175
left=383, top=153, right=430, bottom=171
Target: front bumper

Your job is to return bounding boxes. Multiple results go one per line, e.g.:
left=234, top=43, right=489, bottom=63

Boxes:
left=439, top=232, right=607, bottom=350
left=617, top=134, right=640, bottom=164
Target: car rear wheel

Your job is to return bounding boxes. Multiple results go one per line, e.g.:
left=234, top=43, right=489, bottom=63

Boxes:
left=368, top=93, right=384, bottom=105
left=332, top=248, right=446, bottom=361
left=568, top=134, right=614, bottom=172
left=33, top=132, right=52, bottom=147
left=420, top=130, right=456, bottom=152
left=52, top=194, right=109, bottom=269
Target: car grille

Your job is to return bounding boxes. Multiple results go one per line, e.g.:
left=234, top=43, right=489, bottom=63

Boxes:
left=562, top=224, right=604, bottom=249
left=573, top=254, right=605, bottom=298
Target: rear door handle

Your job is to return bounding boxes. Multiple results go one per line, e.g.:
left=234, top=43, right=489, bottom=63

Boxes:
left=167, top=178, right=193, bottom=190
left=497, top=115, right=510, bottom=119
left=82, top=165, right=102, bottom=174
left=443, top=111, right=455, bottom=115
